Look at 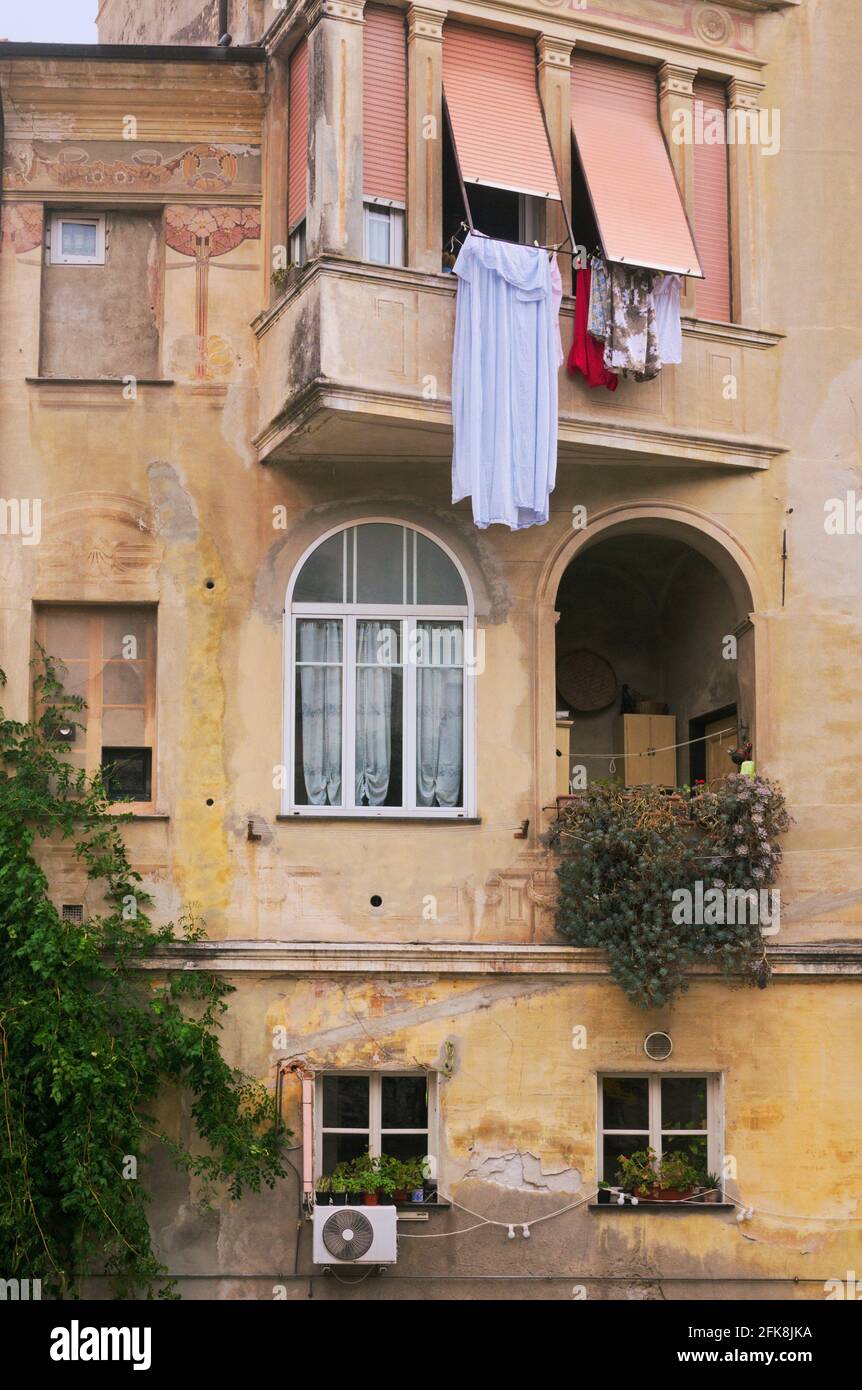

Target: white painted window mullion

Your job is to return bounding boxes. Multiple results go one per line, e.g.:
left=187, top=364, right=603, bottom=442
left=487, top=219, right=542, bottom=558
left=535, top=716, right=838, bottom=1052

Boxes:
left=405, top=616, right=416, bottom=811
left=370, top=1075, right=382, bottom=1158
left=343, top=614, right=356, bottom=811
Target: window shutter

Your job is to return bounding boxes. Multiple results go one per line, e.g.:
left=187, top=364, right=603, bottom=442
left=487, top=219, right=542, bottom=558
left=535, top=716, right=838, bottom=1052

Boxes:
left=443, top=23, right=563, bottom=201
left=571, top=52, right=702, bottom=276
left=693, top=77, right=732, bottom=322
left=363, top=6, right=407, bottom=204
left=288, top=38, right=309, bottom=230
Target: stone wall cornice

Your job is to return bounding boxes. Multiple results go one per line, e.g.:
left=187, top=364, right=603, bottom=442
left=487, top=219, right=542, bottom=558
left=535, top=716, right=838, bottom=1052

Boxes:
left=137, top=940, right=862, bottom=980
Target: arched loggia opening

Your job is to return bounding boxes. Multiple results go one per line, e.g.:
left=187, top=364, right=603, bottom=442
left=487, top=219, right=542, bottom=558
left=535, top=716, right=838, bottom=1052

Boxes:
left=547, top=511, right=759, bottom=797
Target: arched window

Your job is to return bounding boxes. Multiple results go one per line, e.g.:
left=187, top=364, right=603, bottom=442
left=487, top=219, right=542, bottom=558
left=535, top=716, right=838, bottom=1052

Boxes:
left=285, top=521, right=476, bottom=817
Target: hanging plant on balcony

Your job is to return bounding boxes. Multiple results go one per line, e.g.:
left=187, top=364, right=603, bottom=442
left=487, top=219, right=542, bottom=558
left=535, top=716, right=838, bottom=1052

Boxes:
left=547, top=776, right=790, bottom=1009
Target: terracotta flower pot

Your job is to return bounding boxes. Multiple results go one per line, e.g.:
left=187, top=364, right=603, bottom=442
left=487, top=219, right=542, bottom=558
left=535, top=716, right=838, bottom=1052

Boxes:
left=393, top=1188, right=409, bottom=1203
left=642, top=1187, right=694, bottom=1202
left=363, top=1191, right=379, bottom=1206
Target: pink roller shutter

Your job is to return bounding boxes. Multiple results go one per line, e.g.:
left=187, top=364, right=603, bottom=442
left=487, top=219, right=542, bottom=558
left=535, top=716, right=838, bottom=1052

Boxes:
left=571, top=52, right=702, bottom=276
left=443, top=23, right=562, bottom=201
left=693, top=77, right=732, bottom=321
left=363, top=5, right=407, bottom=203
left=288, top=38, right=308, bottom=230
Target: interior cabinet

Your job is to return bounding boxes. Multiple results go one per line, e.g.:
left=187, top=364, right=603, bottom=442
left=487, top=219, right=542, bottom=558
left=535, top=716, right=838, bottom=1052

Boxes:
left=614, top=713, right=676, bottom=788
left=555, top=718, right=573, bottom=797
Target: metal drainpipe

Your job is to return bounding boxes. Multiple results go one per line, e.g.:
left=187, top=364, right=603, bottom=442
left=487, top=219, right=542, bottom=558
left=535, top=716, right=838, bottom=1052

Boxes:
left=278, top=1060, right=315, bottom=1206
left=218, top=0, right=230, bottom=41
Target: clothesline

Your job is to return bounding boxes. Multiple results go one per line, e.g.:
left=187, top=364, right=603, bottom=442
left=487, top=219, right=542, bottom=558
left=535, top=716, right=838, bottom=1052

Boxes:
left=562, top=725, right=739, bottom=760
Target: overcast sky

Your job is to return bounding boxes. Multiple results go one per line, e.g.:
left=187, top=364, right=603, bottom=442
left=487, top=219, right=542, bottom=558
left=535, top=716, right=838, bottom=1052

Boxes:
left=0, top=0, right=97, bottom=42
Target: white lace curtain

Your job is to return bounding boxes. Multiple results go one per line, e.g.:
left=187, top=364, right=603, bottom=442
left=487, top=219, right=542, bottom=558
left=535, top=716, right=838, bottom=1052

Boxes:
left=417, top=623, right=463, bottom=808
left=355, top=621, right=396, bottom=806
left=298, top=620, right=342, bottom=806
left=298, top=618, right=464, bottom=809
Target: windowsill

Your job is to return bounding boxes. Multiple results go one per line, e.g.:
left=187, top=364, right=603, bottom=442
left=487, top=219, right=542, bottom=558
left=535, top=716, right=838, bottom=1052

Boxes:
left=589, top=1201, right=733, bottom=1212
left=25, top=376, right=175, bottom=386
left=110, top=812, right=170, bottom=821
left=276, top=814, right=481, bottom=824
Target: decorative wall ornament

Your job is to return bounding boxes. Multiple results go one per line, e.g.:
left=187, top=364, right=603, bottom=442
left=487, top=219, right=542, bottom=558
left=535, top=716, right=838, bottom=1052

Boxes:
left=36, top=493, right=162, bottom=593
left=694, top=6, right=734, bottom=45
left=0, top=202, right=43, bottom=255
left=3, top=142, right=261, bottom=194
left=165, top=205, right=261, bottom=381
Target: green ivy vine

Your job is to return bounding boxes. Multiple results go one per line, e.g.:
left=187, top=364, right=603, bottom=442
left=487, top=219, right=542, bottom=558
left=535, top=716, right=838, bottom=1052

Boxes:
left=548, top=776, right=791, bottom=1009
left=0, top=657, right=289, bottom=1299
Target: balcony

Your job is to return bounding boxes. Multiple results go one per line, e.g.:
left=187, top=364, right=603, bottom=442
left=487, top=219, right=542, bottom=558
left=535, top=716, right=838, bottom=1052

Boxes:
left=253, top=258, right=785, bottom=470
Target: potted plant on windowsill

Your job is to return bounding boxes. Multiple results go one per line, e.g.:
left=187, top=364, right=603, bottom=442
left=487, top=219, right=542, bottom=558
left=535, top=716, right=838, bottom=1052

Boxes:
left=384, top=1157, right=411, bottom=1203
left=616, top=1149, right=658, bottom=1200
left=618, top=1149, right=700, bottom=1202
left=351, top=1155, right=380, bottom=1206
left=315, top=1174, right=331, bottom=1206
left=697, top=1173, right=722, bottom=1204
left=597, top=1180, right=613, bottom=1205
left=330, top=1167, right=348, bottom=1205
left=650, top=1152, right=701, bottom=1202
left=398, top=1157, right=426, bottom=1203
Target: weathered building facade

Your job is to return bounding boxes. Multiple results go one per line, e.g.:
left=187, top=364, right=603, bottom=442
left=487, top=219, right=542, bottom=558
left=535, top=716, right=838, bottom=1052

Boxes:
left=1, top=0, right=860, bottom=1298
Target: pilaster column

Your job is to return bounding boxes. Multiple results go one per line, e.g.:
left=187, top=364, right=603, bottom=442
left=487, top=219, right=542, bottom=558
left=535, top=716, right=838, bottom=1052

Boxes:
left=264, top=53, right=290, bottom=303
left=306, top=0, right=365, bottom=261
left=537, top=35, right=574, bottom=294
left=406, top=5, right=445, bottom=273
left=727, top=77, right=767, bottom=327
left=658, top=61, right=698, bottom=313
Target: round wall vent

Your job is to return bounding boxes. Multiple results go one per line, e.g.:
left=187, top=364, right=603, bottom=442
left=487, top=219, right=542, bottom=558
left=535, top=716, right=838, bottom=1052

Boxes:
left=643, top=1031, right=673, bottom=1061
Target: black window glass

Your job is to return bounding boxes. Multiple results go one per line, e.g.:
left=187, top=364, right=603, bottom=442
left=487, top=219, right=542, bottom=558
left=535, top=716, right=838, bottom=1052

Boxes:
left=322, top=1075, right=369, bottom=1128
left=602, top=1077, right=649, bottom=1130
left=381, top=1076, right=428, bottom=1129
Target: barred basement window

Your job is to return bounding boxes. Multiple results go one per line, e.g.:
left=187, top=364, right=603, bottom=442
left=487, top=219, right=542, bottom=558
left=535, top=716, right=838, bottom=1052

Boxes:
left=61, top=904, right=84, bottom=923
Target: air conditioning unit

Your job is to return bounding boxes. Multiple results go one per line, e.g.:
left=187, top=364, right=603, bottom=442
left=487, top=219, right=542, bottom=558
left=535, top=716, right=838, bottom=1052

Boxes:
left=312, top=1205, right=398, bottom=1266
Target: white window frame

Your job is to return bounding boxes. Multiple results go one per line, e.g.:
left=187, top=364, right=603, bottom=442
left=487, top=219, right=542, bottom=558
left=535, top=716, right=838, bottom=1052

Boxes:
left=597, top=1073, right=722, bottom=1184
left=49, top=212, right=106, bottom=266
left=518, top=194, right=545, bottom=247
left=363, top=200, right=405, bottom=267
left=289, top=217, right=307, bottom=268
left=314, top=1071, right=437, bottom=1180
left=284, top=519, right=477, bottom=819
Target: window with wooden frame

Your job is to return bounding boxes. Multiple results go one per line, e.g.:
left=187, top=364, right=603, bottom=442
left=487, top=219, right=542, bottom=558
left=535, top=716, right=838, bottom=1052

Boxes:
left=315, top=1072, right=437, bottom=1179
left=598, top=1074, right=721, bottom=1187
left=35, top=605, right=157, bottom=811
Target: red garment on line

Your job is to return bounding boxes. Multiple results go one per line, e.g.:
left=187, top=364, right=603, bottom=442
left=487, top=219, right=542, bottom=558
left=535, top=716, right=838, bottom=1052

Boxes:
left=567, top=265, right=618, bottom=391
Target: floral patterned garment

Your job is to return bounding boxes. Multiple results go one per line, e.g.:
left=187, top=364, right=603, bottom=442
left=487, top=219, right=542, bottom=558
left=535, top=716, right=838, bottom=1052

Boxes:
left=603, top=264, right=662, bottom=382
left=587, top=255, right=611, bottom=341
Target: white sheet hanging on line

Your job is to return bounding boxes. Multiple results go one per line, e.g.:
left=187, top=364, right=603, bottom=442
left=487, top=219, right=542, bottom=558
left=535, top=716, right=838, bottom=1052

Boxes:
left=452, top=233, right=558, bottom=530
left=653, top=272, right=683, bottom=365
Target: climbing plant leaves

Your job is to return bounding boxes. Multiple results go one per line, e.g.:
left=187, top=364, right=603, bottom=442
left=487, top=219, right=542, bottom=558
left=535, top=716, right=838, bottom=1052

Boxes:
left=548, top=779, right=790, bottom=1009
left=0, top=658, right=289, bottom=1299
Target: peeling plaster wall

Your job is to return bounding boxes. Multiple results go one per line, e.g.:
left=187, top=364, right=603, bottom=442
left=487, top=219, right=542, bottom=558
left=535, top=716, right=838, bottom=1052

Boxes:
left=84, top=974, right=862, bottom=1299
left=40, top=210, right=162, bottom=380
